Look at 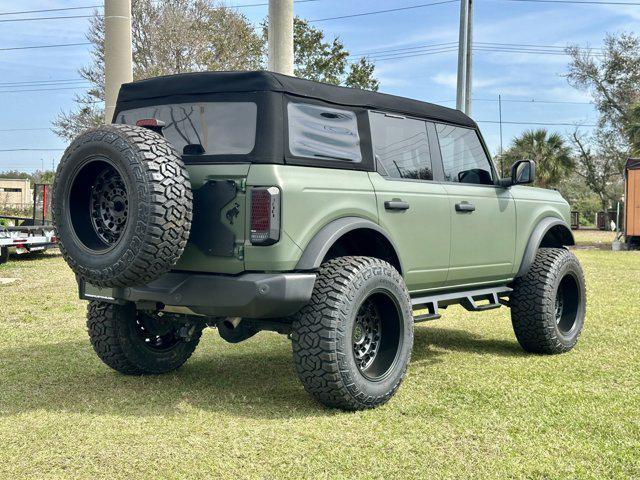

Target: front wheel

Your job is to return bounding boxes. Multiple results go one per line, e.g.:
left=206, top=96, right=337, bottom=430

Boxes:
left=510, top=248, right=586, bottom=354
left=291, top=257, right=414, bottom=410
left=87, top=301, right=203, bottom=375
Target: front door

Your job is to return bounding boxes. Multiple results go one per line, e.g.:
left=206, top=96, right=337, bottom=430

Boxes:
left=368, top=112, right=450, bottom=293
left=433, top=123, right=516, bottom=286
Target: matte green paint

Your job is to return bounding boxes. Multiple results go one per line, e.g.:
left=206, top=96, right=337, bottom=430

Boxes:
left=443, top=183, right=516, bottom=285
left=176, top=162, right=571, bottom=296
left=368, top=172, right=450, bottom=292
left=245, top=164, right=378, bottom=271
left=174, top=164, right=250, bottom=274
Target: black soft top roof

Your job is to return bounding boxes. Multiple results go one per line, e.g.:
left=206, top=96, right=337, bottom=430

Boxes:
left=116, top=70, right=476, bottom=128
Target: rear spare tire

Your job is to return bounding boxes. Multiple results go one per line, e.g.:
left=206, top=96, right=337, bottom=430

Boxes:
left=52, top=124, right=192, bottom=287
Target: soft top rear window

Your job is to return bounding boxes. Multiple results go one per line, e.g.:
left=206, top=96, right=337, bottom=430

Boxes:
left=116, top=102, right=257, bottom=156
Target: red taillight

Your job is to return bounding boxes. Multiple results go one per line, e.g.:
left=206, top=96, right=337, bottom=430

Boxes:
left=250, top=187, right=280, bottom=246
left=135, top=118, right=165, bottom=128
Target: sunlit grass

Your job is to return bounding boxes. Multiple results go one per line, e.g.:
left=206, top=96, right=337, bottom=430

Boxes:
left=0, top=250, right=639, bottom=479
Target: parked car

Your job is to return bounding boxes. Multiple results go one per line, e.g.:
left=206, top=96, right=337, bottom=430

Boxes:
left=52, top=71, right=586, bottom=410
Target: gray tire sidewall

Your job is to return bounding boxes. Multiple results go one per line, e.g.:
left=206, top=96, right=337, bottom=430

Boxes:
left=54, top=140, right=142, bottom=274
left=551, top=254, right=586, bottom=347
left=338, top=268, right=413, bottom=401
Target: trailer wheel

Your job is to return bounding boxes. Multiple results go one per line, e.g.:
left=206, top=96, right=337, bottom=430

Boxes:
left=52, top=124, right=192, bottom=288
left=0, top=247, right=8, bottom=265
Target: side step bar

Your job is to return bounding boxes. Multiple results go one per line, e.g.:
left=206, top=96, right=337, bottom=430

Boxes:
left=411, top=285, right=512, bottom=323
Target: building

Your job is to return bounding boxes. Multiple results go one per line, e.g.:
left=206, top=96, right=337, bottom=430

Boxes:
left=0, top=178, right=33, bottom=210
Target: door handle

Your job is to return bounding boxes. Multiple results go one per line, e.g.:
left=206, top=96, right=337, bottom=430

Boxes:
left=384, top=200, right=410, bottom=211
left=455, top=202, right=476, bottom=212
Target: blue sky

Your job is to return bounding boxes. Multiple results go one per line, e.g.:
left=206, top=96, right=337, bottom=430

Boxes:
left=0, top=0, right=638, bottom=173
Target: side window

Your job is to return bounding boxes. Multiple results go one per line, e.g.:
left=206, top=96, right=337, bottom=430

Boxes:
left=287, top=102, right=362, bottom=162
left=369, top=112, right=433, bottom=180
left=436, top=124, right=494, bottom=185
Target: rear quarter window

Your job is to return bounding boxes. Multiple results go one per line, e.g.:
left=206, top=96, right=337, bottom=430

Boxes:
left=287, top=102, right=362, bottom=162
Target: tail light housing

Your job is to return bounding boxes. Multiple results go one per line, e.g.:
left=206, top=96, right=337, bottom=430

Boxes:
left=250, top=186, right=281, bottom=245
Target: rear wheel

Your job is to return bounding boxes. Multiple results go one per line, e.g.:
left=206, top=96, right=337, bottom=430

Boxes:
left=291, top=257, right=413, bottom=410
left=510, top=248, right=586, bottom=354
left=87, top=301, right=203, bottom=375
left=0, top=247, right=8, bottom=265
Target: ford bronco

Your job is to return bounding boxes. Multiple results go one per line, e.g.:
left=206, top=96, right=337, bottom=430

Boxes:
left=52, top=71, right=586, bottom=410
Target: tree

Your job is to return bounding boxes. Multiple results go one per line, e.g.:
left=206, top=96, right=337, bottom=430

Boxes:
left=54, top=3, right=379, bottom=141
left=500, top=129, right=574, bottom=189
left=54, top=0, right=264, bottom=141
left=290, top=18, right=379, bottom=91
left=627, top=103, right=640, bottom=155
left=571, top=129, right=625, bottom=218
left=566, top=32, right=640, bottom=163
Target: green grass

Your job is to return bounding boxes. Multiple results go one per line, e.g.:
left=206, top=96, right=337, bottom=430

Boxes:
left=1, top=251, right=639, bottom=479
left=572, top=229, right=616, bottom=246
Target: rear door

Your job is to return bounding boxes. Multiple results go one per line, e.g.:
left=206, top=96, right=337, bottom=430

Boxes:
left=433, top=123, right=516, bottom=286
left=368, top=112, right=450, bottom=292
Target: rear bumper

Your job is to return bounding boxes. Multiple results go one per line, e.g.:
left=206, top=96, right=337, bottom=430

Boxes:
left=79, top=271, right=317, bottom=319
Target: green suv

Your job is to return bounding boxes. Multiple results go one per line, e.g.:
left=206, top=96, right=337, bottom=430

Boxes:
left=53, top=71, right=586, bottom=410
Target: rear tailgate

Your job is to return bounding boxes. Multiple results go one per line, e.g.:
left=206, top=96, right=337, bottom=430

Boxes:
left=174, top=164, right=249, bottom=274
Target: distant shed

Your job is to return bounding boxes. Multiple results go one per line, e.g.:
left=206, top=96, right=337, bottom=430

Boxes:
left=625, top=158, right=640, bottom=246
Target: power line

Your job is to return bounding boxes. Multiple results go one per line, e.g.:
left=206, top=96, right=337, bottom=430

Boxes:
left=309, top=0, right=459, bottom=22
left=0, top=0, right=321, bottom=22
left=437, top=98, right=594, bottom=105
left=0, top=149, right=64, bottom=152
left=0, top=79, right=86, bottom=87
left=349, top=41, right=602, bottom=61
left=0, top=128, right=51, bottom=132
left=0, top=14, right=94, bottom=23
left=477, top=120, right=597, bottom=126
left=0, top=5, right=100, bottom=16
left=500, top=0, right=640, bottom=5
left=0, top=42, right=92, bottom=52
left=0, top=86, right=90, bottom=94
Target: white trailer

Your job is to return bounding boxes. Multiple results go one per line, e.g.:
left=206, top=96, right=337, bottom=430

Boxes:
left=0, top=225, right=57, bottom=264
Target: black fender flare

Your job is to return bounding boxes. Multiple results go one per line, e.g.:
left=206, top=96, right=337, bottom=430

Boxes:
left=515, top=217, right=575, bottom=278
left=295, top=216, right=403, bottom=272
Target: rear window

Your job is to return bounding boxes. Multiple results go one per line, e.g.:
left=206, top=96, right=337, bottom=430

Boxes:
left=116, top=102, right=257, bottom=156
left=287, top=102, right=362, bottom=162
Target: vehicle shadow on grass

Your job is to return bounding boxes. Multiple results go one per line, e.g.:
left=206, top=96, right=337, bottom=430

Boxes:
left=0, top=327, right=522, bottom=420
left=412, top=326, right=525, bottom=361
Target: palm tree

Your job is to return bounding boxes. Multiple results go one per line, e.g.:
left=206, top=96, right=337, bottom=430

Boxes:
left=501, top=129, right=574, bottom=188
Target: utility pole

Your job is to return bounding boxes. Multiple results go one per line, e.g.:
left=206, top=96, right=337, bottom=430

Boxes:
left=104, top=0, right=133, bottom=123
left=498, top=94, right=504, bottom=175
left=464, top=0, right=473, bottom=115
left=456, top=0, right=468, bottom=112
left=268, top=0, right=294, bottom=76
left=456, top=0, right=473, bottom=115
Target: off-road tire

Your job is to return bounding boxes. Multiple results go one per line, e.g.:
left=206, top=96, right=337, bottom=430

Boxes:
left=291, top=256, right=413, bottom=410
left=87, top=301, right=202, bottom=375
left=0, top=247, right=8, bottom=265
left=53, top=124, right=192, bottom=288
left=511, top=248, right=586, bottom=354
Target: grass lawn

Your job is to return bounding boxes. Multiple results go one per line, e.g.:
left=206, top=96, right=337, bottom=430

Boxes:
left=572, top=229, right=617, bottom=246
left=1, top=250, right=639, bottom=479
